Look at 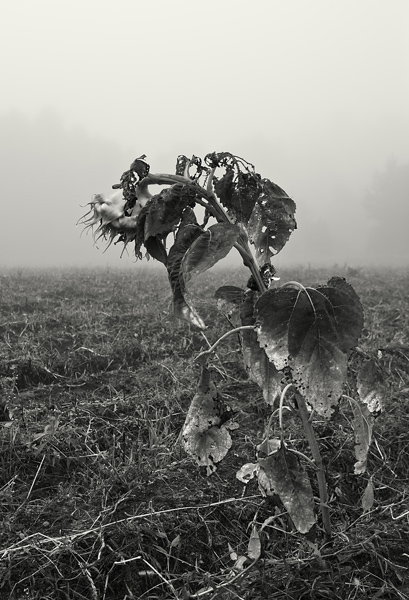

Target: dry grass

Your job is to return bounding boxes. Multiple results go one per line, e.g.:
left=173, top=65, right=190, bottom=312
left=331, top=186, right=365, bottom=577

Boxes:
left=0, top=264, right=408, bottom=599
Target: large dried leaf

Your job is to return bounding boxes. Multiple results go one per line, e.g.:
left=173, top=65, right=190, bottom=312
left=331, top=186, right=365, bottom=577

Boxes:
left=182, top=368, right=234, bottom=475
left=210, top=153, right=296, bottom=261
left=167, top=224, right=205, bottom=329
left=243, top=334, right=283, bottom=406
left=213, top=163, right=261, bottom=223
left=255, top=280, right=363, bottom=417
left=254, top=287, right=296, bottom=370
left=241, top=291, right=283, bottom=405
left=247, top=179, right=296, bottom=266
left=291, top=344, right=347, bottom=418
left=350, top=399, right=374, bottom=474
left=181, top=223, right=240, bottom=285
left=144, top=185, right=197, bottom=240
left=257, top=441, right=316, bottom=534
left=316, top=278, right=364, bottom=352
left=134, top=185, right=197, bottom=257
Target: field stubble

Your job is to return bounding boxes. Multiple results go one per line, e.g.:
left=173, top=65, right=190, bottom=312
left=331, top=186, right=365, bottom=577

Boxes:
left=0, top=264, right=408, bottom=599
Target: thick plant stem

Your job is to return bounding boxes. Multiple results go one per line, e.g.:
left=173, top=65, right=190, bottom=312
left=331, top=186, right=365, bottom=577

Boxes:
left=233, top=242, right=266, bottom=293
left=142, top=173, right=229, bottom=223
left=295, top=392, right=332, bottom=541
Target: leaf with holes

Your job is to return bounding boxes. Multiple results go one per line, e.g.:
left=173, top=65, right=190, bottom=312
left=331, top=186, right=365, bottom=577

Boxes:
left=255, top=280, right=363, bottom=417
left=254, top=287, right=297, bottom=370
left=209, top=153, right=296, bottom=261
left=349, top=399, right=374, bottom=475
left=247, top=179, right=296, bottom=265
left=257, top=440, right=316, bottom=534
left=210, top=153, right=261, bottom=223
left=182, top=367, right=235, bottom=475
left=241, top=291, right=283, bottom=405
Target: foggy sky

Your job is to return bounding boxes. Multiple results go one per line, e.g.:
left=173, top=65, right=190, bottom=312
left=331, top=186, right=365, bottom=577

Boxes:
left=1, top=0, right=408, bottom=269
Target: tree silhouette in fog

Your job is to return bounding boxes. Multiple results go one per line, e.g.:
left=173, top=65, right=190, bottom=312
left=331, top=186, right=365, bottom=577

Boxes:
left=364, top=159, right=409, bottom=263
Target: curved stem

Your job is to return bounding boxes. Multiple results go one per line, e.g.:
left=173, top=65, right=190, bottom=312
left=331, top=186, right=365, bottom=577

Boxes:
left=281, top=281, right=318, bottom=317
left=195, top=326, right=255, bottom=363
left=295, top=391, right=332, bottom=541
left=278, top=383, right=294, bottom=433
left=142, top=173, right=230, bottom=224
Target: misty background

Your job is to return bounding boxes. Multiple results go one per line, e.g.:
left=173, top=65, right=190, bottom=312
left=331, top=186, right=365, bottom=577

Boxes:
left=0, top=0, right=408, bottom=270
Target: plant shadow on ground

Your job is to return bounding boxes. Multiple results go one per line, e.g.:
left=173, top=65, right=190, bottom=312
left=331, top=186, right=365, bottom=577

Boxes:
left=0, top=265, right=408, bottom=599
